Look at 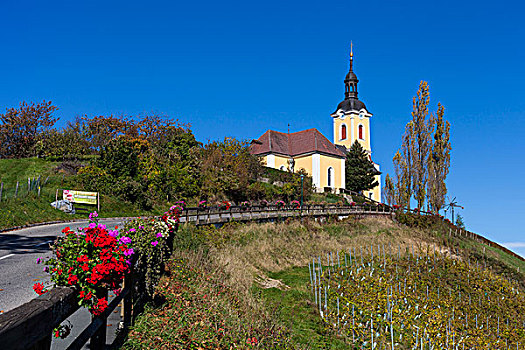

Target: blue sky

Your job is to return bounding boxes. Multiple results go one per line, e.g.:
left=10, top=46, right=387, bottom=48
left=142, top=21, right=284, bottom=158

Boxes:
left=1, top=0, right=523, bottom=257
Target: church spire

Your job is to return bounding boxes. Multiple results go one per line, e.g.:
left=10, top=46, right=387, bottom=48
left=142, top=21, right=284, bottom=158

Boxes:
left=344, top=42, right=359, bottom=99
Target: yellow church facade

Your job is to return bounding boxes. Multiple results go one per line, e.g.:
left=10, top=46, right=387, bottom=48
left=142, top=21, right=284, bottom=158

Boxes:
left=250, top=48, right=381, bottom=202
left=251, top=129, right=346, bottom=191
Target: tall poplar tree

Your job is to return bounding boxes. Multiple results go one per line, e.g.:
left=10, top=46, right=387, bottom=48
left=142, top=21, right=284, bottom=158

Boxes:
left=383, top=174, right=395, bottom=206
left=393, top=150, right=410, bottom=208
left=409, top=81, right=435, bottom=210
left=427, top=103, right=451, bottom=213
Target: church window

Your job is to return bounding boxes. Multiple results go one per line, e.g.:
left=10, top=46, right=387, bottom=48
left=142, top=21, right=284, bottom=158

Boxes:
left=327, top=167, right=333, bottom=187
left=358, top=124, right=364, bottom=139
left=341, top=124, right=347, bottom=140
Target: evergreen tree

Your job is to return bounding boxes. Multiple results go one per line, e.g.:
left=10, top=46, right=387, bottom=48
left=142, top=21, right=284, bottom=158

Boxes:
left=345, top=140, right=380, bottom=193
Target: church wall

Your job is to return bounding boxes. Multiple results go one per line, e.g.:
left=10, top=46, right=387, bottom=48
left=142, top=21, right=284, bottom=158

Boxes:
left=319, top=154, right=343, bottom=191
left=273, top=155, right=290, bottom=171
left=293, top=155, right=312, bottom=175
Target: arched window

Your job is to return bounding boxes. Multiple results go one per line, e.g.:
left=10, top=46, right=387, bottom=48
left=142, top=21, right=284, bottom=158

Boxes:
left=358, top=124, right=364, bottom=139
left=327, top=167, right=333, bottom=187
left=341, top=124, right=347, bottom=140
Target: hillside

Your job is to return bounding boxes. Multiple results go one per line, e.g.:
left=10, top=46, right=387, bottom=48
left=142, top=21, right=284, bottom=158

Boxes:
left=123, top=215, right=525, bottom=349
left=0, top=157, right=164, bottom=230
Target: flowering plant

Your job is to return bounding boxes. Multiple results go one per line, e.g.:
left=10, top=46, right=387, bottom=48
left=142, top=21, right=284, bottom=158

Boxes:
left=393, top=204, right=401, bottom=209
left=198, top=200, right=207, bottom=210
left=174, top=200, right=185, bottom=209
left=290, top=200, right=300, bottom=209
left=37, top=215, right=133, bottom=317
left=275, top=200, right=285, bottom=209
left=349, top=201, right=356, bottom=206
left=123, top=207, right=180, bottom=298
left=219, top=201, right=231, bottom=210
left=240, top=201, right=251, bottom=210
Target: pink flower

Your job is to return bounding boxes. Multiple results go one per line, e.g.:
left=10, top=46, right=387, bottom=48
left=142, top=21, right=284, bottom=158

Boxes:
left=108, top=230, right=119, bottom=238
left=97, top=224, right=106, bottom=230
left=156, top=232, right=163, bottom=238
left=128, top=228, right=136, bottom=233
left=124, top=248, right=134, bottom=256
left=120, top=236, right=132, bottom=244
left=151, top=241, right=158, bottom=247
left=36, top=257, right=43, bottom=264
left=88, top=223, right=96, bottom=229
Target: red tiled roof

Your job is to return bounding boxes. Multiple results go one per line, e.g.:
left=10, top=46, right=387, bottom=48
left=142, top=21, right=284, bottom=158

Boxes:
left=250, top=128, right=346, bottom=158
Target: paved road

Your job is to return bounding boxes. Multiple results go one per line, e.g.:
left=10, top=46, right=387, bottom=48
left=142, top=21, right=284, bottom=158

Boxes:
left=0, top=219, right=125, bottom=349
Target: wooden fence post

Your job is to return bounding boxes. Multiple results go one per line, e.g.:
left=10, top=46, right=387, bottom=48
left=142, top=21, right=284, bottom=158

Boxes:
left=122, top=279, right=132, bottom=329
left=90, top=289, right=108, bottom=349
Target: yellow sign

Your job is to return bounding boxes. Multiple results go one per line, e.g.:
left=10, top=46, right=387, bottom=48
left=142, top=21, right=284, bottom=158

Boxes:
left=63, top=190, right=98, bottom=205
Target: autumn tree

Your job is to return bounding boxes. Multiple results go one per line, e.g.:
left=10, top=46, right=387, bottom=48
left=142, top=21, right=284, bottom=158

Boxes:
left=0, top=101, right=58, bottom=158
left=427, top=103, right=451, bottom=213
left=83, top=115, right=132, bottom=153
left=409, top=81, right=435, bottom=210
left=383, top=174, right=395, bottom=206
left=393, top=81, right=451, bottom=212
left=199, top=137, right=262, bottom=203
left=345, top=140, right=380, bottom=194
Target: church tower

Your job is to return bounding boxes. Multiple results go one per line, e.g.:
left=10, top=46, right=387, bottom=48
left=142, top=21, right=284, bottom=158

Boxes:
left=331, top=43, right=373, bottom=155
left=331, top=44, right=381, bottom=201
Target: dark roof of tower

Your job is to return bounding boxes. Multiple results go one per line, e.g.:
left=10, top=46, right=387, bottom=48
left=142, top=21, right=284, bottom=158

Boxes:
left=250, top=129, right=346, bottom=158
left=335, top=98, right=367, bottom=114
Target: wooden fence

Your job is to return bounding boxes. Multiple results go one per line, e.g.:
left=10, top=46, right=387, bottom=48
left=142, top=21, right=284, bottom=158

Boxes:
left=178, top=203, right=393, bottom=226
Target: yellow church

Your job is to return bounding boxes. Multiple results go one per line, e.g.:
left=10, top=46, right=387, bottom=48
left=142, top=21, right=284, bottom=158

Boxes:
left=250, top=47, right=381, bottom=202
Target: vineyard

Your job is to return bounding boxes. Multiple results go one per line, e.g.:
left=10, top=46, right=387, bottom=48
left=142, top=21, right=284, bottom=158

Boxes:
left=309, top=246, right=525, bottom=349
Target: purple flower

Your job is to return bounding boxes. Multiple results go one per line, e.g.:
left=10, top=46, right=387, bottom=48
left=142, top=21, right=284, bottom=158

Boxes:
left=125, top=259, right=131, bottom=266
left=128, top=228, right=136, bottom=233
left=138, top=225, right=144, bottom=230
left=120, top=236, right=132, bottom=244
left=156, top=232, right=163, bottom=238
left=108, top=230, right=119, bottom=238
left=124, top=248, right=134, bottom=256
left=88, top=223, right=96, bottom=229
left=36, top=257, right=43, bottom=264
left=151, top=241, right=158, bottom=247
left=97, top=224, right=106, bottom=230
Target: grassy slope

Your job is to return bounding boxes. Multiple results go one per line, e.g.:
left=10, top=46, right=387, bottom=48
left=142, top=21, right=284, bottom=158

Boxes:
left=124, top=216, right=525, bottom=349
left=0, top=158, right=164, bottom=230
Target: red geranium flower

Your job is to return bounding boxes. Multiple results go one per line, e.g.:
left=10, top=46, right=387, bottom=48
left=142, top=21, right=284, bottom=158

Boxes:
left=68, top=274, right=78, bottom=285
left=33, top=282, right=47, bottom=295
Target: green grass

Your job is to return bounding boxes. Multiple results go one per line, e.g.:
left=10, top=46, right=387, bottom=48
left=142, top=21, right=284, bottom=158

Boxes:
left=256, top=267, right=348, bottom=349
left=0, top=157, right=60, bottom=185
left=0, top=157, right=166, bottom=230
